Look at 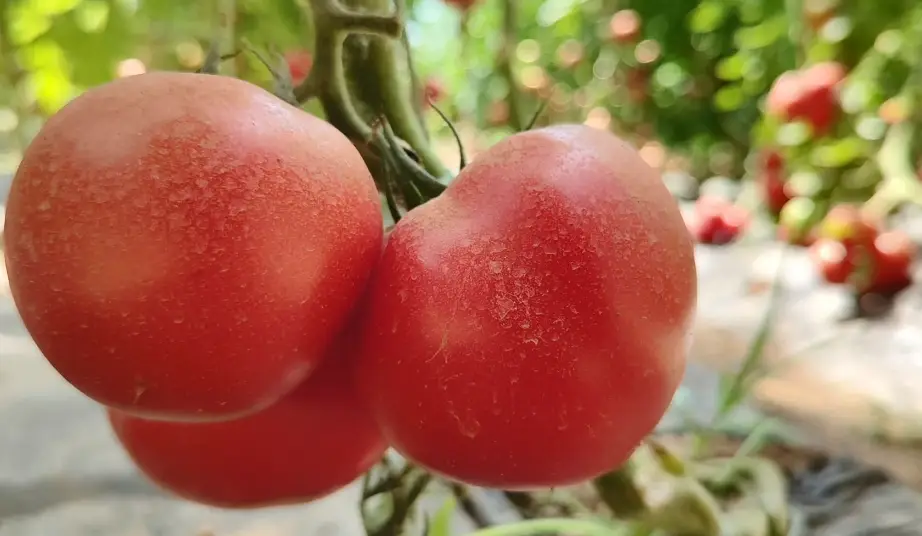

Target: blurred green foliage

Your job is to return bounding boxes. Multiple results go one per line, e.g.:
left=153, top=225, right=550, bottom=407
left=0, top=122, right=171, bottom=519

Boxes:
left=1, top=0, right=922, bottom=184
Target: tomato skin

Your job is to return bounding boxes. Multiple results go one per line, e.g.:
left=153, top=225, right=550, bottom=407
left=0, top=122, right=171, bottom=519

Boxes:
left=108, top=336, right=388, bottom=508
left=3, top=72, right=383, bottom=421
left=354, top=125, right=696, bottom=489
left=444, top=0, right=478, bottom=11
left=865, top=230, right=915, bottom=294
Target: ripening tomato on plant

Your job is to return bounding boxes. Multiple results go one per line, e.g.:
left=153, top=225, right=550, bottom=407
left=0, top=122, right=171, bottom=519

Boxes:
left=863, top=230, right=916, bottom=294
left=444, top=0, right=478, bottom=11
left=423, top=77, right=445, bottom=107
left=810, top=238, right=853, bottom=284
left=353, top=125, right=696, bottom=490
left=285, top=50, right=313, bottom=85
left=108, top=334, right=388, bottom=508
left=766, top=62, right=846, bottom=136
left=687, top=196, right=749, bottom=245
left=3, top=72, right=383, bottom=422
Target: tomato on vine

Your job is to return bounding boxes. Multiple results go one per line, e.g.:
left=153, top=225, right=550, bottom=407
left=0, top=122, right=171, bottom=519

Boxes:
left=3, top=72, right=383, bottom=422
left=109, top=335, right=387, bottom=508
left=354, top=125, right=696, bottom=489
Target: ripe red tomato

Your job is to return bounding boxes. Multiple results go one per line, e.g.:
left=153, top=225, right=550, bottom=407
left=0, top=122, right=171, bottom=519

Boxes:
left=353, top=125, right=696, bottom=489
left=865, top=230, right=915, bottom=293
left=688, top=196, right=748, bottom=245
left=444, top=0, right=478, bottom=11
left=766, top=62, right=845, bottom=136
left=108, top=336, right=388, bottom=508
left=285, top=50, right=313, bottom=85
left=3, top=72, right=383, bottom=421
left=809, top=238, right=853, bottom=284
left=609, top=10, right=642, bottom=44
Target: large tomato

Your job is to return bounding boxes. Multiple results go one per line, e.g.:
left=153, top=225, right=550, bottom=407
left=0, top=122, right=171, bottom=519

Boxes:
left=3, top=72, right=382, bottom=421
left=108, top=335, right=388, bottom=508
left=354, top=125, right=696, bottom=489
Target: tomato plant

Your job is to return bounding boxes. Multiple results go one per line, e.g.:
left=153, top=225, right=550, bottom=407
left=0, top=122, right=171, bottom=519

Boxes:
left=108, top=336, right=387, bottom=508
left=353, top=124, right=696, bottom=489
left=3, top=71, right=383, bottom=422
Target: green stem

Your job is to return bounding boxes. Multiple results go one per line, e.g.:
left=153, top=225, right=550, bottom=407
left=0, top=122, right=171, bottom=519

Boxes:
left=499, top=0, right=524, bottom=131
left=469, top=518, right=620, bottom=536
left=593, top=463, right=648, bottom=520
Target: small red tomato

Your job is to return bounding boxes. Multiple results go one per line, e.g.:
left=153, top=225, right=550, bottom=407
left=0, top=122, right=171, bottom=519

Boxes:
left=108, top=335, right=388, bottom=508
left=355, top=125, right=696, bottom=489
left=865, top=230, right=916, bottom=293
left=3, top=72, right=383, bottom=421
left=689, top=196, right=748, bottom=245
left=444, top=0, right=478, bottom=11
left=810, top=238, right=853, bottom=284
left=609, top=10, right=642, bottom=44
left=766, top=62, right=845, bottom=136
left=285, top=50, right=313, bottom=85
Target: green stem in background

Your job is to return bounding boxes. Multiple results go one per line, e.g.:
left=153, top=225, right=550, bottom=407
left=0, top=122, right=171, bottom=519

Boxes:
left=217, top=0, right=238, bottom=77
left=499, top=0, right=524, bottom=131
left=468, top=518, right=622, bottom=536
left=593, top=462, right=648, bottom=519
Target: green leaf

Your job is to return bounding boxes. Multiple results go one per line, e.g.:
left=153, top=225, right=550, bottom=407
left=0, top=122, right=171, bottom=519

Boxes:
left=33, top=0, right=83, bottom=16
left=689, top=1, right=727, bottom=34
left=429, top=497, right=457, bottom=536
left=734, top=16, right=787, bottom=50
left=74, top=0, right=110, bottom=33
left=713, top=85, right=744, bottom=111
left=8, top=8, right=52, bottom=45
left=715, top=55, right=745, bottom=81
left=811, top=137, right=868, bottom=169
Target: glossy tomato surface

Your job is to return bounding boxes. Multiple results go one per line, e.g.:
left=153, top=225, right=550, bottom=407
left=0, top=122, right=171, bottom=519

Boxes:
left=108, top=337, right=388, bottom=508
left=4, top=72, right=382, bottom=421
left=354, top=125, right=697, bottom=489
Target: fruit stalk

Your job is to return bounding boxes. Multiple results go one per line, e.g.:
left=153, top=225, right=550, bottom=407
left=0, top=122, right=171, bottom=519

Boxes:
left=301, top=0, right=451, bottom=185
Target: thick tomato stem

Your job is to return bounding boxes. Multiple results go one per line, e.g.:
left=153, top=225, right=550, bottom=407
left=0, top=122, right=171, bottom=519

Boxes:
left=299, top=0, right=452, bottom=204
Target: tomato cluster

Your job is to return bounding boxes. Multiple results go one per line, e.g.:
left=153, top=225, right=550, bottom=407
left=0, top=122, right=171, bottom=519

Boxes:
left=809, top=205, right=916, bottom=294
left=4, top=72, right=696, bottom=504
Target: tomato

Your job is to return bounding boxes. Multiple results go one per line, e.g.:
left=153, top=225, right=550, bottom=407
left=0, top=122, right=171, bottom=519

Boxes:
left=766, top=62, right=845, bottom=136
left=353, top=125, right=696, bottom=489
left=688, top=196, right=748, bottom=245
left=444, top=0, right=478, bottom=11
left=760, top=150, right=791, bottom=216
left=3, top=72, right=383, bottom=421
left=609, top=10, right=642, bottom=44
left=865, top=230, right=915, bottom=294
left=810, top=238, right=852, bottom=284
left=285, top=50, right=313, bottom=85
left=108, top=335, right=388, bottom=508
